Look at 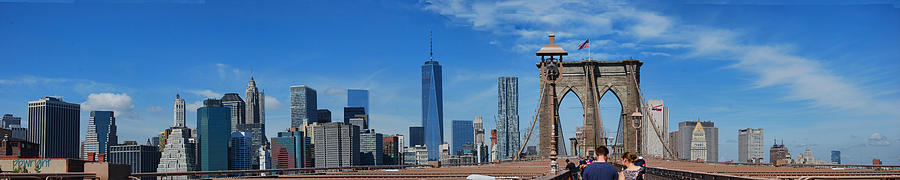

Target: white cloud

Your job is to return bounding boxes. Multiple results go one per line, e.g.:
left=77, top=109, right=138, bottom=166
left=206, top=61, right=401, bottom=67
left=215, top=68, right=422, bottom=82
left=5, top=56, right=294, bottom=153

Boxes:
left=81, top=93, right=135, bottom=117
left=189, top=89, right=221, bottom=98
left=264, top=95, right=283, bottom=110
left=186, top=100, right=204, bottom=112
left=869, top=133, right=891, bottom=146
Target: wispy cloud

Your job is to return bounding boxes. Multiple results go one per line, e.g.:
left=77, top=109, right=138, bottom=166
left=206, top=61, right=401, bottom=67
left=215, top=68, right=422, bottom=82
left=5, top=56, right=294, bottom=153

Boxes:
left=0, top=75, right=127, bottom=94
left=189, top=89, right=221, bottom=98
left=264, top=95, right=283, bottom=109
left=421, top=0, right=900, bottom=115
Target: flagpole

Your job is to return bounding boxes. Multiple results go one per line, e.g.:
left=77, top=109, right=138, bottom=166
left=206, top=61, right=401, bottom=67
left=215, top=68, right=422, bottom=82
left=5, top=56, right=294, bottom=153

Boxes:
left=588, top=37, right=591, bottom=60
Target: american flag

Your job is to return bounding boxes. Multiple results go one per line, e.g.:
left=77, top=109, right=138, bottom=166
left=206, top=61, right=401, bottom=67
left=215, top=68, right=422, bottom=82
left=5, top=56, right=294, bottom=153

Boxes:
left=578, top=39, right=590, bottom=50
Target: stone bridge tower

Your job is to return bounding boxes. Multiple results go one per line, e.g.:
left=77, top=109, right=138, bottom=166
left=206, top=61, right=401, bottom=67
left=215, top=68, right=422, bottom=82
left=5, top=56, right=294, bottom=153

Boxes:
left=536, top=34, right=645, bottom=159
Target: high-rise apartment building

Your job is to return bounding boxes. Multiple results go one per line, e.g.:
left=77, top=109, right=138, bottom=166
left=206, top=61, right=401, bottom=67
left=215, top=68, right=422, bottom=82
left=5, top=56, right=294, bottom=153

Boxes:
left=497, top=77, right=520, bottom=160
left=359, top=129, right=383, bottom=165
left=452, top=120, right=474, bottom=155
left=642, top=100, right=668, bottom=158
left=1, top=114, right=21, bottom=129
left=314, top=122, right=360, bottom=167
left=221, top=93, right=246, bottom=132
left=84, top=111, right=118, bottom=160
left=347, top=89, right=369, bottom=114
left=382, top=135, right=400, bottom=165
left=27, top=96, right=80, bottom=158
left=197, top=98, right=230, bottom=171
left=109, top=144, right=160, bottom=176
left=290, top=85, right=317, bottom=127
left=317, top=109, right=331, bottom=123
left=677, top=120, right=718, bottom=162
left=409, top=126, right=424, bottom=147
left=422, top=44, right=444, bottom=161
left=738, top=128, right=764, bottom=163
left=157, top=127, right=195, bottom=180
left=174, top=94, right=186, bottom=127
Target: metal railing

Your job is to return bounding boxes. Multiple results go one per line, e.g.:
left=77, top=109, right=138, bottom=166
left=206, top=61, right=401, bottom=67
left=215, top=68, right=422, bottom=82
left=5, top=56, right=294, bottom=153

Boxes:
left=643, top=167, right=770, bottom=180
left=130, top=164, right=429, bottom=179
left=0, top=172, right=98, bottom=180
left=535, top=170, right=576, bottom=180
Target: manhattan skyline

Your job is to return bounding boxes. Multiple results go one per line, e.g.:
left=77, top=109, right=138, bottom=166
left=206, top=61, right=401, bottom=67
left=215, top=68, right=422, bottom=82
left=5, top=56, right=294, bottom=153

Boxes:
left=1, top=0, right=898, bottom=165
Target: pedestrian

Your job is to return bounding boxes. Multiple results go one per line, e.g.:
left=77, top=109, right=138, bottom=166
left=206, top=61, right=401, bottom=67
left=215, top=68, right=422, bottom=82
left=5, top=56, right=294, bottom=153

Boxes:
left=566, top=159, right=578, bottom=172
left=581, top=146, right=618, bottom=180
left=618, top=152, right=643, bottom=180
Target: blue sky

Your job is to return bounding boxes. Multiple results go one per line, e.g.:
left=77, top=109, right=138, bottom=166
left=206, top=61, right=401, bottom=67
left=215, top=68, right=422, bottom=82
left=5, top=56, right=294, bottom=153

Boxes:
left=1, top=0, right=898, bottom=164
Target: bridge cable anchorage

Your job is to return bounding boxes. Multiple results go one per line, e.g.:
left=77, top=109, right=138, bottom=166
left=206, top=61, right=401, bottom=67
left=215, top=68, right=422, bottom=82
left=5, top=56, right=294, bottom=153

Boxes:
left=629, top=69, right=676, bottom=159
left=517, top=72, right=546, bottom=160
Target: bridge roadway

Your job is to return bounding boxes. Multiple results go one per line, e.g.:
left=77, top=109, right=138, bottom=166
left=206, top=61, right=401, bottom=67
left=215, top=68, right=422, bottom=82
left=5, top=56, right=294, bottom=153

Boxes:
left=219, top=160, right=556, bottom=179
left=198, top=158, right=900, bottom=179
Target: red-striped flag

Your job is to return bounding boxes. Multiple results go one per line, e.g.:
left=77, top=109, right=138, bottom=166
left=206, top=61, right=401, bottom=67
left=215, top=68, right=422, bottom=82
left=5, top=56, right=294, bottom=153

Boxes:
left=578, top=39, right=590, bottom=50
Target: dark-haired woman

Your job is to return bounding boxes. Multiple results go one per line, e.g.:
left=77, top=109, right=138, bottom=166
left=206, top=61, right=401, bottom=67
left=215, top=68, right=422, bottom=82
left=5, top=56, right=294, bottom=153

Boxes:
left=618, top=152, right=643, bottom=180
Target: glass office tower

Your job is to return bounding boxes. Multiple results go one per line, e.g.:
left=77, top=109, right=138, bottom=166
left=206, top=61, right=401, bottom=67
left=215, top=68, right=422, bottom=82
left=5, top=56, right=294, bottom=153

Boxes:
left=422, top=60, right=444, bottom=161
left=451, top=120, right=474, bottom=156
left=347, top=89, right=369, bottom=114
left=197, top=99, right=230, bottom=171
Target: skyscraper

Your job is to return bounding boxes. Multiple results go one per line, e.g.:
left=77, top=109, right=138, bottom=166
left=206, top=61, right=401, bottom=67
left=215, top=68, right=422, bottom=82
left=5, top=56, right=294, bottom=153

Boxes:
left=27, top=96, right=80, bottom=158
left=271, top=133, right=298, bottom=169
left=677, top=120, right=718, bottom=162
left=230, top=132, right=252, bottom=170
left=347, top=89, right=369, bottom=114
left=343, top=107, right=366, bottom=124
left=409, top=126, right=424, bottom=147
left=690, top=122, right=708, bottom=161
left=831, top=150, right=841, bottom=164
left=473, top=116, right=484, bottom=146
left=317, top=109, right=332, bottom=123
left=108, top=143, right=160, bottom=176
left=497, top=77, right=520, bottom=160
left=314, top=122, right=360, bottom=167
left=452, top=120, right=474, bottom=156
left=1, top=114, right=21, bottom=129
left=244, top=76, right=267, bottom=170
left=174, top=94, right=186, bottom=127
left=84, top=111, right=118, bottom=160
left=359, top=129, right=383, bottom=165
left=738, top=128, right=764, bottom=163
left=221, top=93, right=246, bottom=132
left=290, top=85, right=317, bottom=127
left=157, top=128, right=195, bottom=180
left=197, top=98, right=230, bottom=171
left=422, top=34, right=444, bottom=161
left=769, top=139, right=790, bottom=164
left=277, top=128, right=306, bottom=168
left=245, top=75, right=265, bottom=124
left=642, top=100, right=668, bottom=158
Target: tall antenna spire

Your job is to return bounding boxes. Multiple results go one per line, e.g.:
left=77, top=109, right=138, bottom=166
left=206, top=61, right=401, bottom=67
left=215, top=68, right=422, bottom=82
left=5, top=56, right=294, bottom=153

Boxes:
left=429, top=29, right=434, bottom=62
